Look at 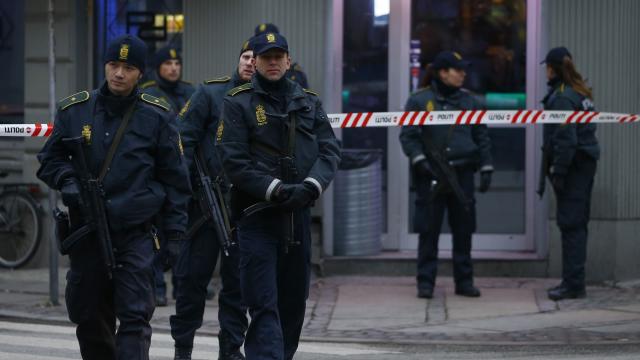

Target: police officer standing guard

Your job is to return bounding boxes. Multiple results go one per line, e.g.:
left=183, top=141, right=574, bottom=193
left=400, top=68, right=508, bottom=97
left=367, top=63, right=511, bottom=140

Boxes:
left=141, top=46, right=195, bottom=113
left=37, top=34, right=191, bottom=360
left=539, top=47, right=599, bottom=301
left=170, top=39, right=256, bottom=360
left=400, top=51, right=493, bottom=300
left=216, top=32, right=340, bottom=360
left=141, top=46, right=195, bottom=307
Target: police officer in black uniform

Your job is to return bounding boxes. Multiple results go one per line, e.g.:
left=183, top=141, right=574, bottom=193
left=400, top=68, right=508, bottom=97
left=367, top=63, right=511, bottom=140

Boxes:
left=399, top=51, right=493, bottom=300
left=141, top=46, right=195, bottom=113
left=140, top=46, right=196, bottom=307
left=216, top=32, right=340, bottom=360
left=37, top=34, right=191, bottom=360
left=170, top=39, right=256, bottom=360
left=254, top=23, right=310, bottom=89
left=539, top=47, right=600, bottom=301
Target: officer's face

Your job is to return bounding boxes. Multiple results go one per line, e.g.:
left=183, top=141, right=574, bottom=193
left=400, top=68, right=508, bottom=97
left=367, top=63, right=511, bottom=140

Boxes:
left=238, top=50, right=255, bottom=82
left=159, top=59, right=182, bottom=82
left=105, top=61, right=142, bottom=96
left=255, top=49, right=291, bottom=81
left=438, top=68, right=466, bottom=88
left=546, top=65, right=556, bottom=81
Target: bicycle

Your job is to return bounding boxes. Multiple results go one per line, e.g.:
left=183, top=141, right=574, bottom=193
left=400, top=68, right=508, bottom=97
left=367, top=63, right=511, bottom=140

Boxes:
left=0, top=171, right=43, bottom=269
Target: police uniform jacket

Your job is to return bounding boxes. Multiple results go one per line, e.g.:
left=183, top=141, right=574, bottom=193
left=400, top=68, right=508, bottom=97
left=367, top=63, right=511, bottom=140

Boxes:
left=216, top=76, right=341, bottom=210
left=542, top=81, right=600, bottom=175
left=37, top=83, right=191, bottom=232
left=399, top=81, right=493, bottom=171
left=178, top=71, right=247, bottom=186
left=141, top=77, right=195, bottom=114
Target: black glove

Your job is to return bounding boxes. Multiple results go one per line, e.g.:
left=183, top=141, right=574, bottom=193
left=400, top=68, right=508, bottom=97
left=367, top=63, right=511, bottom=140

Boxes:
left=279, top=182, right=319, bottom=211
left=551, top=174, right=565, bottom=193
left=272, top=183, right=292, bottom=203
left=60, top=177, right=82, bottom=207
left=414, top=159, right=434, bottom=178
left=165, top=232, right=184, bottom=267
left=478, top=171, right=492, bottom=193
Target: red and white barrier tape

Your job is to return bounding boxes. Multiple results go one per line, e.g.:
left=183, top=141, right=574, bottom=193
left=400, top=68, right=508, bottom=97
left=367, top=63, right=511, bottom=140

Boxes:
left=1, top=110, right=638, bottom=137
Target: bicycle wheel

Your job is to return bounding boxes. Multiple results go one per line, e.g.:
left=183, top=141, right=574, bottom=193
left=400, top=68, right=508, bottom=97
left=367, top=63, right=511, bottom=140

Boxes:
left=0, top=191, right=41, bottom=268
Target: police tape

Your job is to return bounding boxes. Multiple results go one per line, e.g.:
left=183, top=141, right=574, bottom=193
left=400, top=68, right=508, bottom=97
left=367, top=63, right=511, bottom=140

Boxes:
left=1, top=110, right=638, bottom=137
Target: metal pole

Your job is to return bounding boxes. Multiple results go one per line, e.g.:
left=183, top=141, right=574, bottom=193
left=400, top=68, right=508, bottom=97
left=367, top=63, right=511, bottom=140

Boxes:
left=47, top=0, right=59, bottom=306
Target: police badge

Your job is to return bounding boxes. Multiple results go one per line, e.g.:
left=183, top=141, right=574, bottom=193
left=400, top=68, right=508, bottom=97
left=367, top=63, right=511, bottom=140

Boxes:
left=256, top=104, right=267, bottom=126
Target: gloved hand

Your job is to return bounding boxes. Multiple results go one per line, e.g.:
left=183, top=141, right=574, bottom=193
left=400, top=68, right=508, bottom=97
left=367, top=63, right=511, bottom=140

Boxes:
left=414, top=159, right=434, bottom=178
left=551, top=174, right=565, bottom=193
left=165, top=232, right=184, bottom=267
left=478, top=171, right=492, bottom=193
left=60, top=177, right=82, bottom=207
left=272, top=183, right=292, bottom=203
left=279, top=182, right=319, bottom=211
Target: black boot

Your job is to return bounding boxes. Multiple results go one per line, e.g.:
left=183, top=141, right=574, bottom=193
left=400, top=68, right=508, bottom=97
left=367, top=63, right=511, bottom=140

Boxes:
left=548, top=285, right=586, bottom=301
left=218, top=330, right=245, bottom=360
left=174, top=346, right=192, bottom=360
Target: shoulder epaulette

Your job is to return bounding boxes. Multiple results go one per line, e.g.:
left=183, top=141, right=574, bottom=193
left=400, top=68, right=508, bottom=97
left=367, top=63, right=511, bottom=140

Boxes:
left=205, top=76, right=231, bottom=84
left=303, top=88, right=319, bottom=97
left=140, top=93, right=170, bottom=111
left=58, top=91, right=90, bottom=111
left=412, top=86, right=431, bottom=95
left=227, top=82, right=253, bottom=96
left=140, top=80, right=157, bottom=89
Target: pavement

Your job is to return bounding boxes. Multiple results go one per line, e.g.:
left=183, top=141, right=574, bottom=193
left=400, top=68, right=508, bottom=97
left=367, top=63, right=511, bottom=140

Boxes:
left=1, top=268, right=640, bottom=346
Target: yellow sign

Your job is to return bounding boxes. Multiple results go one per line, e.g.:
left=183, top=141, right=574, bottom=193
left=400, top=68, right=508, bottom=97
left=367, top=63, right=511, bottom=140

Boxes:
left=426, top=100, right=434, bottom=112
left=256, top=104, right=267, bottom=126
left=119, top=44, right=130, bottom=60
left=266, top=33, right=276, bottom=43
left=169, top=49, right=177, bottom=58
left=82, top=125, right=92, bottom=145
left=216, top=121, right=224, bottom=142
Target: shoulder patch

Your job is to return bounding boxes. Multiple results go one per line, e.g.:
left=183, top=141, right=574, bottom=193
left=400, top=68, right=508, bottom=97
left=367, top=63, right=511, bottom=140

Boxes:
left=227, top=83, right=253, bottom=96
left=140, top=80, right=157, bottom=89
left=205, top=76, right=231, bottom=84
left=58, top=91, right=90, bottom=111
left=140, top=93, right=170, bottom=111
left=303, top=88, right=319, bottom=97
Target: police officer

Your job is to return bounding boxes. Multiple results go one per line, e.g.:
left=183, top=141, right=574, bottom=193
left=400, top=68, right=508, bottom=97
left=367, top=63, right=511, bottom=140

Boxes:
left=539, top=47, right=599, bottom=301
left=254, top=23, right=310, bottom=88
left=140, top=46, right=195, bottom=307
left=216, top=32, right=340, bottom=360
left=170, top=39, right=256, bottom=360
left=399, top=51, right=493, bottom=300
left=141, top=46, right=195, bottom=113
left=37, top=34, right=191, bottom=360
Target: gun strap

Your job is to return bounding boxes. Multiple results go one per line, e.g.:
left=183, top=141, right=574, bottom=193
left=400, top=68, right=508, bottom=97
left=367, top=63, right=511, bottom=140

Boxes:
left=98, top=99, right=137, bottom=181
left=287, top=112, right=296, bottom=157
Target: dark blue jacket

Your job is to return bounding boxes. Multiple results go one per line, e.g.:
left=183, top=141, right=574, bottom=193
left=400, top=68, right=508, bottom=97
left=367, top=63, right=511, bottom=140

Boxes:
left=141, top=77, right=195, bottom=114
left=399, top=81, right=493, bottom=171
left=542, top=82, right=600, bottom=175
left=37, top=83, right=191, bottom=232
left=177, top=71, right=247, bottom=185
left=216, top=76, right=340, bottom=207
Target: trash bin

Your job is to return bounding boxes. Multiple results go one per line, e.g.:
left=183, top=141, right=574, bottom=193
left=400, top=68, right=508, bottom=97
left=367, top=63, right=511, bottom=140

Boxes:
left=333, top=149, right=383, bottom=256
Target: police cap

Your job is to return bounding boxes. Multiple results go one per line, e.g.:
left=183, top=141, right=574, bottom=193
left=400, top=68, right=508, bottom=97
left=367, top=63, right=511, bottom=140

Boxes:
left=541, top=47, right=572, bottom=65
left=154, top=46, right=181, bottom=69
left=253, top=32, right=289, bottom=56
left=254, top=23, right=280, bottom=35
left=104, top=34, right=147, bottom=73
left=240, top=37, right=255, bottom=57
left=431, top=51, right=471, bottom=70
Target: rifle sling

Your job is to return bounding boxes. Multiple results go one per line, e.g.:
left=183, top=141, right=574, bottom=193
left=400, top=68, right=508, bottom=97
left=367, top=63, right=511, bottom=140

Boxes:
left=98, top=99, right=137, bottom=181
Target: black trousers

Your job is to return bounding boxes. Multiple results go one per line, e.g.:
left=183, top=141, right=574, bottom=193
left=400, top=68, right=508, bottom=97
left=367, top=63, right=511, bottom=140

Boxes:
left=553, top=152, right=597, bottom=290
left=170, top=202, right=247, bottom=350
left=414, top=167, right=476, bottom=290
left=65, top=227, right=155, bottom=360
